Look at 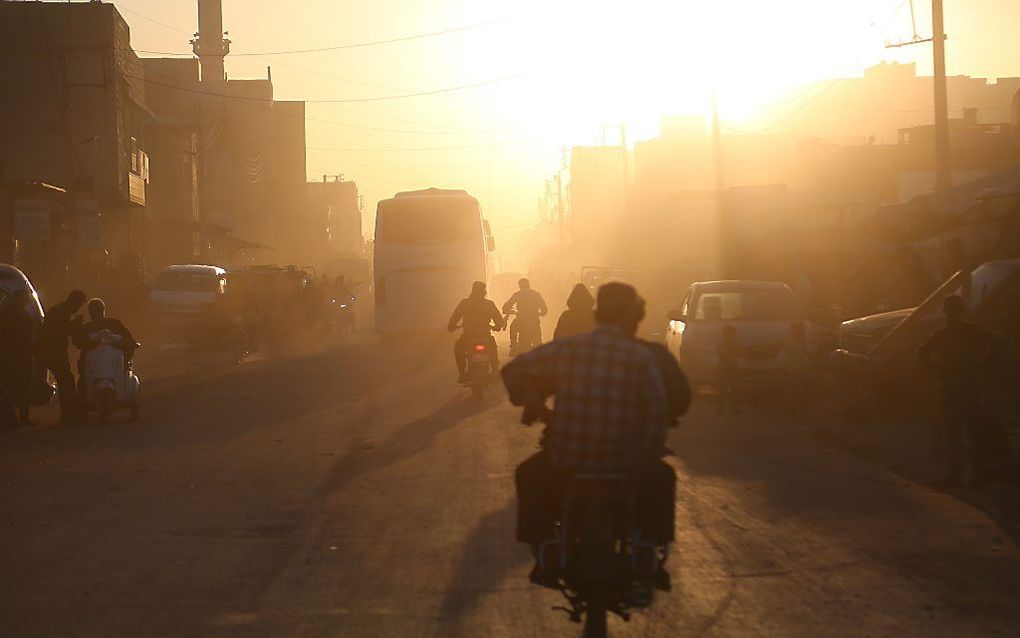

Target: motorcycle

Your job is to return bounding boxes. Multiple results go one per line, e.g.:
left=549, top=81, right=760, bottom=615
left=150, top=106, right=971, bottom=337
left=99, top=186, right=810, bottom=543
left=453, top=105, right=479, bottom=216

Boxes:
left=464, top=339, right=494, bottom=400
left=507, top=310, right=542, bottom=356
left=333, top=295, right=357, bottom=333
left=523, top=407, right=666, bottom=637
left=83, top=330, right=141, bottom=423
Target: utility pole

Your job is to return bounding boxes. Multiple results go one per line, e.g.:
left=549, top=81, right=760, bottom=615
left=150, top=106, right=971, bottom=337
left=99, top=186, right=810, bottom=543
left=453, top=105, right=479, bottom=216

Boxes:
left=887, top=0, right=951, bottom=192
left=931, top=0, right=951, bottom=191
left=58, top=49, right=74, bottom=196
left=711, top=89, right=730, bottom=278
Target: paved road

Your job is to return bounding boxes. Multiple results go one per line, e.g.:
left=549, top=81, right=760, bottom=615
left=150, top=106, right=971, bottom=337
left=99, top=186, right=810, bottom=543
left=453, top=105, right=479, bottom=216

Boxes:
left=2, top=335, right=1019, bottom=637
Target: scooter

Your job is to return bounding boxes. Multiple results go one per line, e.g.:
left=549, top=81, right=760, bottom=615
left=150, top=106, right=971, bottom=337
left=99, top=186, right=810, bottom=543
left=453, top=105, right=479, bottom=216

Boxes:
left=84, top=330, right=141, bottom=423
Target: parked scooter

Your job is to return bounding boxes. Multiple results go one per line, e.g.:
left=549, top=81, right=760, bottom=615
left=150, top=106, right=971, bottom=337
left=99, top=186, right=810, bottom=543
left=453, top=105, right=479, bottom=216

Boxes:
left=83, top=330, right=141, bottom=422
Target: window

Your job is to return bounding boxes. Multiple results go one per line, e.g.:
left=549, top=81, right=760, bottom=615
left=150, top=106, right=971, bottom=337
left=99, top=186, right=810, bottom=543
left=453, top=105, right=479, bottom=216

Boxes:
left=693, top=289, right=802, bottom=321
left=376, top=199, right=480, bottom=244
left=154, top=272, right=221, bottom=293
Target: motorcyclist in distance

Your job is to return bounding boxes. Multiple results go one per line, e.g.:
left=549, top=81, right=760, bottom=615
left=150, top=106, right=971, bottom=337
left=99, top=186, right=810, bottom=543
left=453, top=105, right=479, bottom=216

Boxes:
left=448, top=281, right=505, bottom=384
left=502, top=278, right=548, bottom=355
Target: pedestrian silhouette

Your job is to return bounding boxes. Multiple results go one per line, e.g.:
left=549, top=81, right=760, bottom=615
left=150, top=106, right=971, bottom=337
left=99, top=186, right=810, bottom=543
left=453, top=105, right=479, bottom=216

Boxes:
left=553, top=283, right=596, bottom=340
left=918, top=294, right=1004, bottom=485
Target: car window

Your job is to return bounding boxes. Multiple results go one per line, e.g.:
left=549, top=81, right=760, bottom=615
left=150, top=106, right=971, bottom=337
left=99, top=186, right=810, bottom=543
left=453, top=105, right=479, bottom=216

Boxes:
left=693, top=289, right=802, bottom=321
left=154, top=272, right=220, bottom=293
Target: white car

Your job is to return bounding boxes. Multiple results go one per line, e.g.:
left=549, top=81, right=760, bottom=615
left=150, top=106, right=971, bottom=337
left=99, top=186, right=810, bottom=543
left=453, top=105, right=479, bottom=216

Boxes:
left=149, top=264, right=227, bottom=338
left=666, top=280, right=807, bottom=389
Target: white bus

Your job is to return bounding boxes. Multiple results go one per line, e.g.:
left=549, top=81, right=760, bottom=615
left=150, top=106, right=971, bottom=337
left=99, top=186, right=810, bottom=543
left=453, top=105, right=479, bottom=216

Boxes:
left=374, top=188, right=496, bottom=334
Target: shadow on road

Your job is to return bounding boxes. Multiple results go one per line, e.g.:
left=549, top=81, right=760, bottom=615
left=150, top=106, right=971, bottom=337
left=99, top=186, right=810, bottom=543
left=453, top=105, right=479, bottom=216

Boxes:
left=320, top=394, right=494, bottom=495
left=672, top=403, right=1020, bottom=624
left=437, top=500, right=528, bottom=622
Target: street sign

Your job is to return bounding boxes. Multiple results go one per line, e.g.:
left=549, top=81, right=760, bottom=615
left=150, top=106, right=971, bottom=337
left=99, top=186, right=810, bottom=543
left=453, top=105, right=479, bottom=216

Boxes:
left=13, top=199, right=51, bottom=241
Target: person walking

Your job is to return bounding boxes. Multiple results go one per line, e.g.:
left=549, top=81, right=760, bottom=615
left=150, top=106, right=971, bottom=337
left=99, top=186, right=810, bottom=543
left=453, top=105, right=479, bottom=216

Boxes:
left=918, top=295, right=1003, bottom=486
left=552, top=283, right=596, bottom=340
left=38, top=290, right=86, bottom=423
left=0, top=290, right=37, bottom=425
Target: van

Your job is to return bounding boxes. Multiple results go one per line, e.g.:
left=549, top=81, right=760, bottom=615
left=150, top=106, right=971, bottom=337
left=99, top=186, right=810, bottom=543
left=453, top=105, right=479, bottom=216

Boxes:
left=149, top=265, right=227, bottom=337
left=666, top=280, right=807, bottom=389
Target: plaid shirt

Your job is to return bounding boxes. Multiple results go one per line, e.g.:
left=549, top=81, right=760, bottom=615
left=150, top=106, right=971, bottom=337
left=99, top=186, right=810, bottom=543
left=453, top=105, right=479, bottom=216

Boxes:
left=501, top=325, right=671, bottom=472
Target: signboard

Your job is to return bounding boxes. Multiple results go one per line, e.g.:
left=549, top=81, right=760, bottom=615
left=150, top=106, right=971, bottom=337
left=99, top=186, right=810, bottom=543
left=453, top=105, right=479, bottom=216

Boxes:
left=13, top=199, right=51, bottom=241
left=75, top=199, right=103, bottom=250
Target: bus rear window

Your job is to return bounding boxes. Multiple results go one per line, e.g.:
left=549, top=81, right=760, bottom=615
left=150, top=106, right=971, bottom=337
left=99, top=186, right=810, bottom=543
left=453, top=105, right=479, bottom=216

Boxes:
left=376, top=199, right=479, bottom=244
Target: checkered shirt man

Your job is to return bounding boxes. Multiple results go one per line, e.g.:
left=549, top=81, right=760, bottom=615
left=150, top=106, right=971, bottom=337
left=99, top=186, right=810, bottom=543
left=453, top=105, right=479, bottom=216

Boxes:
left=502, top=324, right=671, bottom=472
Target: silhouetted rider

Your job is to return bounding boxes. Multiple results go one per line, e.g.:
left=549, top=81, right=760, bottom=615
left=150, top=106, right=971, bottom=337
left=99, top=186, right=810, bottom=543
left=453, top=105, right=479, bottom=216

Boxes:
left=502, top=282, right=674, bottom=586
left=74, top=299, right=137, bottom=397
left=502, top=278, right=548, bottom=352
left=448, top=281, right=505, bottom=384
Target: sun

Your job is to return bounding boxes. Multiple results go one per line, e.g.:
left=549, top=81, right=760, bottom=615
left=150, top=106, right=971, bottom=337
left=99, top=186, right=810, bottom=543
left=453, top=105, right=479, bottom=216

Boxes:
left=445, top=0, right=902, bottom=142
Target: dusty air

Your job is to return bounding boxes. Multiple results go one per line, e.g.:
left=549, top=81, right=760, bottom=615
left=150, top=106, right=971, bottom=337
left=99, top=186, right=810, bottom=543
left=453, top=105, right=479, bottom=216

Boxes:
left=1, top=1, right=1019, bottom=636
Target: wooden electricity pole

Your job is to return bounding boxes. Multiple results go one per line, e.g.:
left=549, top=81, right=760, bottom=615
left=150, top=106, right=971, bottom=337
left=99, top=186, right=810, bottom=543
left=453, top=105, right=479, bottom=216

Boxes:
left=888, top=0, right=951, bottom=192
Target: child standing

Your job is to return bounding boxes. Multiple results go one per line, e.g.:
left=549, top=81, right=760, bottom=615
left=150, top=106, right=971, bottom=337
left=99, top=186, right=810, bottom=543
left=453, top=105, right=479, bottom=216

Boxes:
left=717, top=325, right=741, bottom=414
left=781, top=321, right=809, bottom=414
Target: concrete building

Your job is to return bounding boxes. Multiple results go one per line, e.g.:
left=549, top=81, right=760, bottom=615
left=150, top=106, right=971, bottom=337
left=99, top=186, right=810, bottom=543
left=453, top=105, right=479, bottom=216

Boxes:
left=143, top=0, right=311, bottom=267
left=308, top=177, right=363, bottom=257
left=767, top=62, right=1020, bottom=144
left=0, top=1, right=152, bottom=286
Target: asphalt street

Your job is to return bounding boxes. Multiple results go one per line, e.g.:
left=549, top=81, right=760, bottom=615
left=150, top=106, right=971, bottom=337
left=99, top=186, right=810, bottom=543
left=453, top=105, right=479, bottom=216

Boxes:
left=1, top=334, right=1018, bottom=637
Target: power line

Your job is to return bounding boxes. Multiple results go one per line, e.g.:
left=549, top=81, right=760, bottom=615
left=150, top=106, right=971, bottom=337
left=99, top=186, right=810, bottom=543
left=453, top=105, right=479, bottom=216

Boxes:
left=722, top=80, right=840, bottom=134
left=305, top=137, right=545, bottom=153
left=115, top=4, right=516, bottom=57
left=127, top=71, right=530, bottom=104
left=116, top=2, right=523, bottom=132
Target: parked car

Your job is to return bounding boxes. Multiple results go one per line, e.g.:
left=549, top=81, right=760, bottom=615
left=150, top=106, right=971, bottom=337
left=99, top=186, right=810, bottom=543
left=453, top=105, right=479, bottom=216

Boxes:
left=665, top=280, right=808, bottom=389
left=838, top=307, right=915, bottom=355
left=149, top=264, right=228, bottom=342
left=0, top=264, right=53, bottom=406
left=0, top=264, right=44, bottom=321
left=833, top=259, right=1020, bottom=461
left=835, top=259, right=1020, bottom=391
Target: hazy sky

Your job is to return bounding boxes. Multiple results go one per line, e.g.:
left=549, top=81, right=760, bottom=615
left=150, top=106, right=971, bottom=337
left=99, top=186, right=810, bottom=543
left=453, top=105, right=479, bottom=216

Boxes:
left=112, top=0, right=1020, bottom=236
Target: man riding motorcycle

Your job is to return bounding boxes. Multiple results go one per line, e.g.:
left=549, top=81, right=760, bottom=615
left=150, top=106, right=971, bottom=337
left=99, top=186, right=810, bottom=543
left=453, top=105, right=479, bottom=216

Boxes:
left=501, top=283, right=677, bottom=589
left=74, top=299, right=137, bottom=397
left=448, top=281, right=505, bottom=384
left=502, top=278, right=548, bottom=355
